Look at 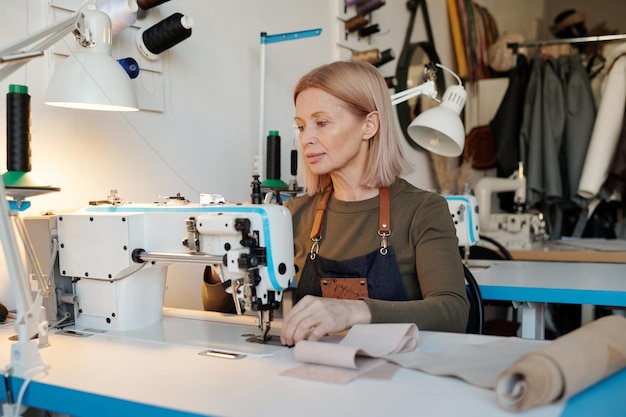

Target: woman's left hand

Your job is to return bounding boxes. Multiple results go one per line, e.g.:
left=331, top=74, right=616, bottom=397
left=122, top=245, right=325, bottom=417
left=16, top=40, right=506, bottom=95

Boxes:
left=280, top=295, right=372, bottom=346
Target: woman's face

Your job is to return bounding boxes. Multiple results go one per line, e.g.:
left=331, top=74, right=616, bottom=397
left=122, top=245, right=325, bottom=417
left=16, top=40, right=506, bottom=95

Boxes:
left=294, top=88, right=374, bottom=179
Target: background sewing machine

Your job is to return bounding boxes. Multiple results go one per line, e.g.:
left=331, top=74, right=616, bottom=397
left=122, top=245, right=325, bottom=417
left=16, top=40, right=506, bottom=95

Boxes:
left=22, top=192, right=294, bottom=343
left=474, top=163, right=547, bottom=251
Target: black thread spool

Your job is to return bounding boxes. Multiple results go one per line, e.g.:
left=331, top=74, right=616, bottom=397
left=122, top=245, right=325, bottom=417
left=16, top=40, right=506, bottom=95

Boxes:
left=373, top=48, right=395, bottom=67
left=358, top=24, right=380, bottom=38
left=4, top=85, right=59, bottom=196
left=6, top=84, right=31, bottom=174
left=262, top=131, right=288, bottom=188
left=267, top=130, right=281, bottom=180
left=290, top=149, right=298, bottom=176
left=138, top=12, right=193, bottom=60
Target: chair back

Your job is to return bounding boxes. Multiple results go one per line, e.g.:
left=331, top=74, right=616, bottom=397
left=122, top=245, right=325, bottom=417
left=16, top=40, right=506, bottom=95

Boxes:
left=464, top=264, right=484, bottom=334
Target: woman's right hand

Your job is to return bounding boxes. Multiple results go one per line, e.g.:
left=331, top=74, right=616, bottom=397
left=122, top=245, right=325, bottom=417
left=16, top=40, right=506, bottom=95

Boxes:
left=279, top=295, right=371, bottom=346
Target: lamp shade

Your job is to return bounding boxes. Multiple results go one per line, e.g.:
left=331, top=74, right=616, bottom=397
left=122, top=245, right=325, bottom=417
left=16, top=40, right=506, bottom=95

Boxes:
left=407, top=84, right=466, bottom=157
left=45, top=7, right=138, bottom=111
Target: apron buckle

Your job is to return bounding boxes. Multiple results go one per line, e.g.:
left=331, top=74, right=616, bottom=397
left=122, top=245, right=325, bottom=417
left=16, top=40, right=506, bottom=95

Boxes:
left=309, top=238, right=320, bottom=260
left=378, top=230, right=390, bottom=255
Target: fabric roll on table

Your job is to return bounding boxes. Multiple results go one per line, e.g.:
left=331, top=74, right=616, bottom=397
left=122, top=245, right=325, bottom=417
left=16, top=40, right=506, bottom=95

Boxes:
left=495, top=315, right=626, bottom=412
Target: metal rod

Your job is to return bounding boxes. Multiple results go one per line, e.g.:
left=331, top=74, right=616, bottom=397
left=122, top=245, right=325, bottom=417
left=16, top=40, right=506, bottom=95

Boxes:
left=135, top=250, right=223, bottom=265
left=507, top=33, right=626, bottom=51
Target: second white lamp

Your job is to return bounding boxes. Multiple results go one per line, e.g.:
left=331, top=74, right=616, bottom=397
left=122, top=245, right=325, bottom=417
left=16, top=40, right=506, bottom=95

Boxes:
left=391, top=63, right=466, bottom=157
left=45, top=5, right=139, bottom=112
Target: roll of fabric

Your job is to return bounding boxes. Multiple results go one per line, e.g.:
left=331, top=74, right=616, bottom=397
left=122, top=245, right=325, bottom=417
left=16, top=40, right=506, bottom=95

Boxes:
left=577, top=52, right=626, bottom=199
left=495, top=315, right=626, bottom=412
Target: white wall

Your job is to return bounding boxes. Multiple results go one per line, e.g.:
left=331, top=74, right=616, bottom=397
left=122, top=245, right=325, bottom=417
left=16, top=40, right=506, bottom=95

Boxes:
left=0, top=0, right=551, bottom=310
left=1, top=0, right=334, bottom=213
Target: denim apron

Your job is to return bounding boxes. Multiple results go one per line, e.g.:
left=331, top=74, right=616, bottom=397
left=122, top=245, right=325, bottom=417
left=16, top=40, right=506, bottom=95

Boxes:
left=295, top=186, right=408, bottom=302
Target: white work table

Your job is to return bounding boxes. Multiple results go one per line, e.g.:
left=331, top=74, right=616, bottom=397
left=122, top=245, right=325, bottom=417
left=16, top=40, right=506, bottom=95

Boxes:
left=470, top=260, right=626, bottom=339
left=1, top=310, right=625, bottom=417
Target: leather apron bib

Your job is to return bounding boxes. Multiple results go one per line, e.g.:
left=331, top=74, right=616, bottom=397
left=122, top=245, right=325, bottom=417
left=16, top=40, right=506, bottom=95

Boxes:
left=295, top=186, right=408, bottom=302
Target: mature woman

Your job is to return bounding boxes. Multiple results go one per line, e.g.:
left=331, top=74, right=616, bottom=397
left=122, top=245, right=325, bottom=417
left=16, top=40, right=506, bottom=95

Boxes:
left=203, top=60, right=469, bottom=345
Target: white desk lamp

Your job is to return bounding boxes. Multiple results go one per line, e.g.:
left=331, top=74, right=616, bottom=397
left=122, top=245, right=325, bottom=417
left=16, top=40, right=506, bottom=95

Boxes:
left=391, top=64, right=478, bottom=248
left=390, top=63, right=467, bottom=158
left=1, top=6, right=139, bottom=112
left=1, top=3, right=138, bottom=379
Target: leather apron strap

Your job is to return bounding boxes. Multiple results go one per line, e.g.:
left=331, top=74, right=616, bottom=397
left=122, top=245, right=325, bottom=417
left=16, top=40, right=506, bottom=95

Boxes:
left=309, top=186, right=391, bottom=257
left=296, top=186, right=408, bottom=302
left=310, top=185, right=333, bottom=241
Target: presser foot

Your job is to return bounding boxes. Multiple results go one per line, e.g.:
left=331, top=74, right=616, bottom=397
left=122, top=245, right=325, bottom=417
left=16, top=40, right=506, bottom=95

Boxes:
left=245, top=309, right=281, bottom=345
left=245, top=334, right=283, bottom=346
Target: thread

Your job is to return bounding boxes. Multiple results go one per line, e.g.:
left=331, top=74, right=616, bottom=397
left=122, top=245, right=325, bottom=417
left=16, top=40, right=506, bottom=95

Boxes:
left=358, top=24, right=380, bottom=37
left=6, top=84, right=31, bottom=173
left=290, top=149, right=298, bottom=176
left=117, top=57, right=140, bottom=79
left=266, top=130, right=281, bottom=180
left=345, top=14, right=369, bottom=33
left=384, top=76, right=397, bottom=89
left=356, top=0, right=386, bottom=15
left=98, top=0, right=138, bottom=34
left=250, top=175, right=262, bottom=204
left=138, top=12, right=193, bottom=59
left=373, top=48, right=395, bottom=67
left=137, top=0, right=170, bottom=10
left=351, top=48, right=380, bottom=64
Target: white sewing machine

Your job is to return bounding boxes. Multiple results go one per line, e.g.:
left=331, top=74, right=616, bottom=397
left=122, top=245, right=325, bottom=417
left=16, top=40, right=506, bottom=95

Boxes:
left=474, top=163, right=547, bottom=250
left=51, top=196, right=294, bottom=342
left=445, top=193, right=480, bottom=248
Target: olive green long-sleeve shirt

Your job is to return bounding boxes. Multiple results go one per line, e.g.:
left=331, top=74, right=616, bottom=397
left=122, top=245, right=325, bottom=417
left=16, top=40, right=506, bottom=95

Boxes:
left=203, top=178, right=469, bottom=333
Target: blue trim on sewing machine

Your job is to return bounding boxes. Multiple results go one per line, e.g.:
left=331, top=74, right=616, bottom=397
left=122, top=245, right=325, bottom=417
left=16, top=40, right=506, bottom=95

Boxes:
left=84, top=205, right=283, bottom=292
left=444, top=195, right=479, bottom=246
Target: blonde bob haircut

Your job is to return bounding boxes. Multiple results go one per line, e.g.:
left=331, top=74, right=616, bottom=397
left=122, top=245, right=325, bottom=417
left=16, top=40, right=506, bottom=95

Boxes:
left=294, top=60, right=412, bottom=196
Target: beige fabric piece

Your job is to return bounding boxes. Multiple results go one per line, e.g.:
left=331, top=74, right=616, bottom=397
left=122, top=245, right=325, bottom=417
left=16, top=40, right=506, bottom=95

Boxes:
left=385, top=337, right=542, bottom=389
left=495, top=315, right=626, bottom=412
left=280, top=323, right=418, bottom=384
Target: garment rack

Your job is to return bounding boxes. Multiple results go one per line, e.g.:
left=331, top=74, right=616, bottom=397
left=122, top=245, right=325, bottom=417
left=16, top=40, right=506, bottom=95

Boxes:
left=507, top=33, right=626, bottom=55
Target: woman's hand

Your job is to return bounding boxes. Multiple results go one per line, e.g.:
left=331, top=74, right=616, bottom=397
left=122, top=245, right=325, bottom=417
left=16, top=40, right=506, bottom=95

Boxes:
left=280, top=295, right=372, bottom=346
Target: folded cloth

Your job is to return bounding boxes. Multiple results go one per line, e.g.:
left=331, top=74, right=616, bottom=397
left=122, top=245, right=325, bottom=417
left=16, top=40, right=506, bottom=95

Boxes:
left=280, top=323, right=419, bottom=384
left=293, top=323, right=419, bottom=369
left=495, top=315, right=626, bottom=412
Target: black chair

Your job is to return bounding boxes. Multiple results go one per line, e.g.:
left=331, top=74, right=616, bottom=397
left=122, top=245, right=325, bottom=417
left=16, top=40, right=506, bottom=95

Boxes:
left=464, top=264, right=484, bottom=334
left=460, top=236, right=521, bottom=337
left=478, top=234, right=513, bottom=260
left=459, top=234, right=513, bottom=261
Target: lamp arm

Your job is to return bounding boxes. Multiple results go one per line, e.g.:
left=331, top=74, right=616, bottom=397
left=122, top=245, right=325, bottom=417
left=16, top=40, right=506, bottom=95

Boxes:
left=0, top=5, right=91, bottom=377
left=0, top=182, right=45, bottom=345
left=390, top=79, right=438, bottom=106
left=0, top=11, right=84, bottom=80
left=390, top=62, right=465, bottom=107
